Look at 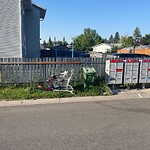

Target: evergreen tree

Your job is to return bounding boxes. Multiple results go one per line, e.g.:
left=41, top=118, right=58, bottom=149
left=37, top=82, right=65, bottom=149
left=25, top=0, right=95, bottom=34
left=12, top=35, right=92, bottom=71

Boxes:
left=47, top=37, right=53, bottom=49
left=43, top=40, right=47, bottom=48
left=133, top=27, right=142, bottom=48
left=62, top=37, right=68, bottom=46
left=109, top=35, right=114, bottom=43
left=114, top=32, right=120, bottom=43
left=103, top=38, right=108, bottom=43
left=133, top=27, right=142, bottom=39
left=57, top=41, right=63, bottom=46
left=143, top=34, right=150, bottom=45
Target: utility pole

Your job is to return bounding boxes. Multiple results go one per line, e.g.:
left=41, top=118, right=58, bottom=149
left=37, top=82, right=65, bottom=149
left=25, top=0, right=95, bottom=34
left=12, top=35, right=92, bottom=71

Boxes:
left=54, top=37, right=57, bottom=58
left=72, top=42, right=74, bottom=58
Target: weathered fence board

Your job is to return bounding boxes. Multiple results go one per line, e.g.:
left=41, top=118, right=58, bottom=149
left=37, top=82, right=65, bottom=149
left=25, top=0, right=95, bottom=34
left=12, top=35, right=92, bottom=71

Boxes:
left=0, top=57, right=106, bottom=84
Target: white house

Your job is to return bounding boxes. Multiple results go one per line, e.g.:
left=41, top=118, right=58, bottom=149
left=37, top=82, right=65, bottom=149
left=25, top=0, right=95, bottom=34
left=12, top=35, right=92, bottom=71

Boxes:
left=92, top=43, right=112, bottom=53
left=0, top=0, right=46, bottom=58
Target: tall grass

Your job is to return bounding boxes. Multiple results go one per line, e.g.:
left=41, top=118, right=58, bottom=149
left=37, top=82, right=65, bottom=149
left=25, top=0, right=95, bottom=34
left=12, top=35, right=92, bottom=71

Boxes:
left=0, top=80, right=111, bottom=100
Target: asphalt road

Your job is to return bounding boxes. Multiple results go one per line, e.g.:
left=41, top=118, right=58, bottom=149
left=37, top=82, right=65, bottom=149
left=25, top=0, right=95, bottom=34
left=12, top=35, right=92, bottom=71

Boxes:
left=1, top=99, right=150, bottom=150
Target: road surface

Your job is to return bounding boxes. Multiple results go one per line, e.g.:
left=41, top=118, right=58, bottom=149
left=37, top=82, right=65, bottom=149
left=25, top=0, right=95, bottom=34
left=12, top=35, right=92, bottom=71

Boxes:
left=1, top=98, right=150, bottom=150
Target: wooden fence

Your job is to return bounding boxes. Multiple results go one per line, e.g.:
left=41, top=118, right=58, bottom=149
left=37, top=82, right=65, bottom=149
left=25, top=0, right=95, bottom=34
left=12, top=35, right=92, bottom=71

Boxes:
left=0, top=57, right=106, bottom=84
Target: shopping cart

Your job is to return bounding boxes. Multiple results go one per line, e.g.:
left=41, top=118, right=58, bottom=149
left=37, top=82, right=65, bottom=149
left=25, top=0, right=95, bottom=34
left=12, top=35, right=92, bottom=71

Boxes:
left=45, top=69, right=74, bottom=94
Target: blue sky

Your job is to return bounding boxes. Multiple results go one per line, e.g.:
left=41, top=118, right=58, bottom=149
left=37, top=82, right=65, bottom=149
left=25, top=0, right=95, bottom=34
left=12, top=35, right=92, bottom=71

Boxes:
left=34, top=0, right=150, bottom=43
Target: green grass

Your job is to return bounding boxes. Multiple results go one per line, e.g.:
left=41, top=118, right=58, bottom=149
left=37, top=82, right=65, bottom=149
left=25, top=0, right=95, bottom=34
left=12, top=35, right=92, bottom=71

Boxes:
left=74, top=83, right=110, bottom=97
left=0, top=81, right=111, bottom=101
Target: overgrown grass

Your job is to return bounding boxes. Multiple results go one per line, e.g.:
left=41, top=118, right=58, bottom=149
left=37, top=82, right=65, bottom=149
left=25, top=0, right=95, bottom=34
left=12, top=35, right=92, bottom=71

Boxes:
left=0, top=80, right=111, bottom=101
left=74, top=81, right=110, bottom=97
left=120, top=83, right=137, bottom=90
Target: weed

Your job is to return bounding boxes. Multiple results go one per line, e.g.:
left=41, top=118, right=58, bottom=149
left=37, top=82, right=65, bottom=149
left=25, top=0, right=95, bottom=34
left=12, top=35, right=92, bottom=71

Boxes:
left=0, top=81, right=111, bottom=100
left=120, top=84, right=136, bottom=90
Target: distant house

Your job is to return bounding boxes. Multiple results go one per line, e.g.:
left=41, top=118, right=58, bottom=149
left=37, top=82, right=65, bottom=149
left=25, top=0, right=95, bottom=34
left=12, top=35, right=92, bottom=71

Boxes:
left=92, top=44, right=112, bottom=53
left=0, top=0, right=46, bottom=58
left=118, top=45, right=150, bottom=56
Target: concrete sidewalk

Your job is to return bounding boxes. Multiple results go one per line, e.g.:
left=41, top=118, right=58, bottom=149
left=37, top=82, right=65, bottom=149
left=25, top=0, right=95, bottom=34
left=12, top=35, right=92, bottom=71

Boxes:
left=0, top=89, right=150, bottom=107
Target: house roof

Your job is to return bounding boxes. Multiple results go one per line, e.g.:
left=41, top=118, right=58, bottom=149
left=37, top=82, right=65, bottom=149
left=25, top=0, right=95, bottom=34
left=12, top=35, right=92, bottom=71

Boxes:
left=92, top=43, right=122, bottom=49
left=23, top=0, right=46, bottom=19
left=110, top=43, right=122, bottom=47
left=121, top=45, right=150, bottom=50
left=92, top=43, right=111, bottom=49
left=32, top=3, right=47, bottom=19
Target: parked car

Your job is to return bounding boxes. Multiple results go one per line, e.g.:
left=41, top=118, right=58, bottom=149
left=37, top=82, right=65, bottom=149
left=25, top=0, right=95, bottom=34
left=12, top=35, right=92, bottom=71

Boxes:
left=107, top=53, right=150, bottom=59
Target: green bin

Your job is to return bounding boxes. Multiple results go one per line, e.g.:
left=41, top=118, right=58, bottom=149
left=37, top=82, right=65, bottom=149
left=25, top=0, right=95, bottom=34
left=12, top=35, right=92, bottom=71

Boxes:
left=83, top=67, right=96, bottom=87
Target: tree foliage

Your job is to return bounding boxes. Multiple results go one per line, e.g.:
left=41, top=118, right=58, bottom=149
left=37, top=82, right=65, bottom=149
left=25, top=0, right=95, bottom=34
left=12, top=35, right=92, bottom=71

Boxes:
left=133, top=27, right=142, bottom=39
left=111, top=46, right=119, bottom=53
left=46, top=37, right=69, bottom=49
left=142, top=34, right=150, bottom=45
left=47, top=37, right=53, bottom=49
left=102, top=38, right=108, bottom=43
left=108, top=35, right=114, bottom=43
left=56, top=41, right=63, bottom=46
left=42, top=26, right=150, bottom=52
left=121, top=36, right=134, bottom=47
left=114, top=32, right=120, bottom=43
left=73, top=28, right=102, bottom=51
left=62, top=37, right=68, bottom=46
left=42, top=40, right=47, bottom=48
left=133, top=27, right=142, bottom=47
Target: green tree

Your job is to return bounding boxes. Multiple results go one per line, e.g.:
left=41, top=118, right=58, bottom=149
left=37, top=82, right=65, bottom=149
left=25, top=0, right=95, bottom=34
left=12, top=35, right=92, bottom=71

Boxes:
left=56, top=41, right=63, bottom=46
left=133, top=27, right=142, bottom=39
left=62, top=37, right=68, bottom=46
left=109, top=35, right=114, bottom=43
left=73, top=28, right=102, bottom=51
left=133, top=27, right=142, bottom=48
left=142, top=34, right=150, bottom=45
left=42, top=40, right=47, bottom=48
left=54, top=38, right=68, bottom=46
left=126, top=36, right=134, bottom=47
left=114, top=32, right=120, bottom=43
left=47, top=37, right=53, bottom=49
left=121, top=36, right=134, bottom=47
left=100, top=38, right=108, bottom=43
left=111, top=46, right=119, bottom=53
